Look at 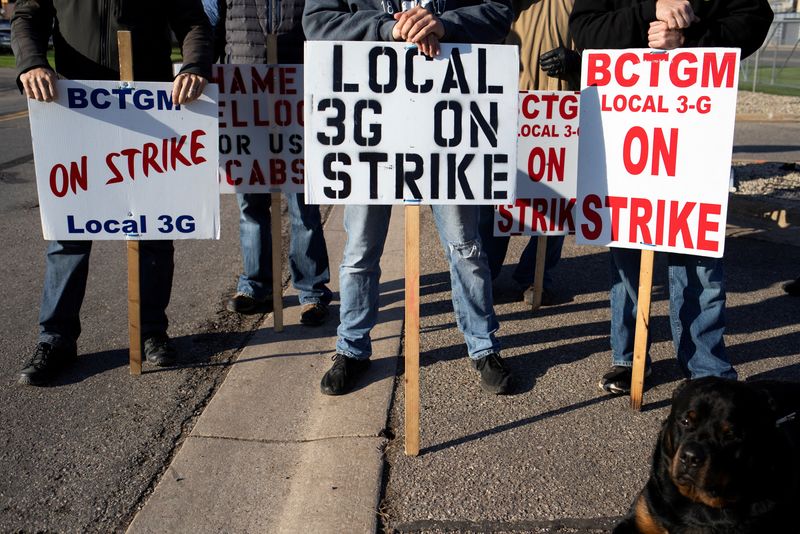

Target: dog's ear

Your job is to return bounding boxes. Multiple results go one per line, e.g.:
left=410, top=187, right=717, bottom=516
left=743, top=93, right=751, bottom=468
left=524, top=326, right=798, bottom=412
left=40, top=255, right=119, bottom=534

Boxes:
left=671, top=379, right=689, bottom=402
left=659, top=417, right=676, bottom=457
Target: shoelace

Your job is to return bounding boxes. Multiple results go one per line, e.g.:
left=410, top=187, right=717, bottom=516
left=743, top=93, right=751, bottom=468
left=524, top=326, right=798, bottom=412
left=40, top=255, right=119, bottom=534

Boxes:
left=29, top=344, right=53, bottom=369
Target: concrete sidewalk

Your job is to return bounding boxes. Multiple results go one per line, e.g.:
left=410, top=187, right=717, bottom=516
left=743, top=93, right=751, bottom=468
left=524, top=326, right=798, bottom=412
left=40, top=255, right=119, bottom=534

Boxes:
left=127, top=205, right=405, bottom=534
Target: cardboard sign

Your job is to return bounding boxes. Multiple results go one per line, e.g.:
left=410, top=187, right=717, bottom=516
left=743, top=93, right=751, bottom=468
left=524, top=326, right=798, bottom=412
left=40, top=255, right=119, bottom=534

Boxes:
left=575, top=48, right=739, bottom=258
left=211, top=64, right=305, bottom=194
left=28, top=80, right=220, bottom=240
left=494, top=91, right=580, bottom=236
left=304, top=41, right=519, bottom=204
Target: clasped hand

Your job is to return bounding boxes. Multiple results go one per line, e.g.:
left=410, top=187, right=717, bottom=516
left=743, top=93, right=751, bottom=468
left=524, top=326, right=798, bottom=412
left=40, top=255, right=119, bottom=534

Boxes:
left=392, top=6, right=445, bottom=58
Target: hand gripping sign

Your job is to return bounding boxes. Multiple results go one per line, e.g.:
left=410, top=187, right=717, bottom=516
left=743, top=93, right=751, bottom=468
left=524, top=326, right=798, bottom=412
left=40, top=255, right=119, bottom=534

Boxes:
left=494, top=90, right=580, bottom=237
left=304, top=41, right=519, bottom=205
left=576, top=48, right=740, bottom=258
left=212, top=63, right=305, bottom=194
left=28, top=80, right=220, bottom=240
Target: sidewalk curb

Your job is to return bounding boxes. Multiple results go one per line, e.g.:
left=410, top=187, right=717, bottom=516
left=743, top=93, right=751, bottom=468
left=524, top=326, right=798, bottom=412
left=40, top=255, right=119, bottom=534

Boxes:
left=126, top=205, right=406, bottom=533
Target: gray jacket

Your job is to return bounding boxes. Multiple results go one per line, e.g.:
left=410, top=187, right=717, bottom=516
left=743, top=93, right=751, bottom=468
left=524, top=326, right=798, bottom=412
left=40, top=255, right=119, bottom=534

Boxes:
left=303, top=0, right=512, bottom=44
left=226, top=0, right=305, bottom=63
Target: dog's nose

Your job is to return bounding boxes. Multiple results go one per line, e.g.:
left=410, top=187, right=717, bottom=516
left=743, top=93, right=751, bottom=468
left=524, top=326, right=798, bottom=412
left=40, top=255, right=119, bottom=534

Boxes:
left=680, top=443, right=706, bottom=468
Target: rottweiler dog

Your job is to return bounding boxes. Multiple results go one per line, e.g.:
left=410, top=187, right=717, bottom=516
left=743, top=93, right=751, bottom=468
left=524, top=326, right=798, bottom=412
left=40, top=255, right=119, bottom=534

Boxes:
left=614, top=377, right=800, bottom=534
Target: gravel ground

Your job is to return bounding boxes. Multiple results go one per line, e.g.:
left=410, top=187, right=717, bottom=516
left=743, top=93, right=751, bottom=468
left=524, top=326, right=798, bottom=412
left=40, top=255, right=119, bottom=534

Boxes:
left=737, top=90, right=800, bottom=116
left=734, top=91, right=800, bottom=202
left=733, top=161, right=800, bottom=201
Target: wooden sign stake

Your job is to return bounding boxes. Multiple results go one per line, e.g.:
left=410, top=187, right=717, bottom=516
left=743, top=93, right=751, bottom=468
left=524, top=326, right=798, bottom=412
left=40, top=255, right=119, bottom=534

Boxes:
left=404, top=204, right=421, bottom=456
left=529, top=235, right=548, bottom=311
left=630, top=249, right=655, bottom=410
left=118, top=31, right=141, bottom=375
left=267, top=34, right=284, bottom=332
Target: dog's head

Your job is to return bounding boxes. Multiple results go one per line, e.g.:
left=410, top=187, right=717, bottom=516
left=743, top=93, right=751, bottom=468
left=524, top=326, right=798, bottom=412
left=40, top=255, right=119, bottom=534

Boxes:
left=658, top=377, right=779, bottom=509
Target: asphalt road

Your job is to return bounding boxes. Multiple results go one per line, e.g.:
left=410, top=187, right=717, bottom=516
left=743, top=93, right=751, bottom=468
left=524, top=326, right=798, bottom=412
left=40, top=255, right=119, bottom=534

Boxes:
left=0, top=69, right=323, bottom=532
left=734, top=121, right=800, bottom=163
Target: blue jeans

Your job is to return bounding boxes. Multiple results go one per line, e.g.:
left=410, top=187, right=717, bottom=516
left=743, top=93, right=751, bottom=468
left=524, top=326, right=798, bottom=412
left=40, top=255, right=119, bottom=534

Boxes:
left=336, top=204, right=500, bottom=360
left=609, top=247, right=737, bottom=380
left=236, top=193, right=332, bottom=305
left=39, top=240, right=173, bottom=350
left=477, top=205, right=564, bottom=290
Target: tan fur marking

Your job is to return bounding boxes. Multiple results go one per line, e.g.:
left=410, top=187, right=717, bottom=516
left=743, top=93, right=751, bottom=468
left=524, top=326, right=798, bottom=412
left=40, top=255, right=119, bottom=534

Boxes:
left=634, top=495, right=669, bottom=534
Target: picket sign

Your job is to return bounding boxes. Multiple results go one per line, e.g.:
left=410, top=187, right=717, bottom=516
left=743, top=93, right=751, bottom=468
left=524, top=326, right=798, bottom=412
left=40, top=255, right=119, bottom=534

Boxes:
left=27, top=31, right=219, bottom=375
left=494, top=90, right=580, bottom=310
left=576, top=48, right=740, bottom=408
left=405, top=202, right=420, bottom=457
left=305, top=41, right=518, bottom=454
left=118, top=32, right=142, bottom=375
left=267, top=34, right=284, bottom=332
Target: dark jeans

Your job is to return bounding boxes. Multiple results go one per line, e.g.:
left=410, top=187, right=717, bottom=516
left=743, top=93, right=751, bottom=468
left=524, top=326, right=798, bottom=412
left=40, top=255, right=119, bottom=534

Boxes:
left=38, top=240, right=174, bottom=350
left=236, top=192, right=332, bottom=306
left=477, top=205, right=564, bottom=290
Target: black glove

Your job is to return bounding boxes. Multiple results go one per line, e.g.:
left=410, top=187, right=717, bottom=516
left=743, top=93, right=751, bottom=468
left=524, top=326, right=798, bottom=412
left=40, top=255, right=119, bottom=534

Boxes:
left=538, top=46, right=581, bottom=78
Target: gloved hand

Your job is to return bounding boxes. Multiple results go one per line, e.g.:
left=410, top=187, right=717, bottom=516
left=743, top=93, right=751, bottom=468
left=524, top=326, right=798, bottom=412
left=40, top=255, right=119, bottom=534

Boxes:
left=538, top=46, right=581, bottom=78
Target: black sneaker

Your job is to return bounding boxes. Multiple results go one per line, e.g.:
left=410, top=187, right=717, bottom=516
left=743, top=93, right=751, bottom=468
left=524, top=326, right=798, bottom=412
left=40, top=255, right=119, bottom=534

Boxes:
left=598, top=365, right=652, bottom=395
left=226, top=293, right=273, bottom=314
left=784, top=277, right=800, bottom=297
left=300, top=302, right=329, bottom=327
left=320, top=353, right=370, bottom=395
left=144, top=334, right=178, bottom=367
left=18, top=342, right=77, bottom=386
left=471, top=353, right=511, bottom=394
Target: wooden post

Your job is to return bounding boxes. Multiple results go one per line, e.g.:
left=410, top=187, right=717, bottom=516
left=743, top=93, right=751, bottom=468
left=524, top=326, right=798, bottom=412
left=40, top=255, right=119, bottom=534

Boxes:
left=118, top=31, right=141, bottom=375
left=267, top=34, right=283, bottom=332
left=530, top=235, right=548, bottom=311
left=404, top=204, right=421, bottom=456
left=630, top=249, right=655, bottom=411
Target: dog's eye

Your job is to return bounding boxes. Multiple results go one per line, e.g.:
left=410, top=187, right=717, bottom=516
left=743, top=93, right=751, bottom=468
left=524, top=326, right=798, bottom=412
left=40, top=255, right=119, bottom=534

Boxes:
left=680, top=417, right=691, bottom=427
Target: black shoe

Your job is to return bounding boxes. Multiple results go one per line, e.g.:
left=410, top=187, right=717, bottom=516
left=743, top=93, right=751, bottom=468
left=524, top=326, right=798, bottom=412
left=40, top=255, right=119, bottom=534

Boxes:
left=300, top=302, right=329, bottom=326
left=784, top=277, right=800, bottom=297
left=18, top=342, right=77, bottom=386
left=472, top=353, right=511, bottom=394
left=320, top=353, right=370, bottom=395
left=144, top=334, right=178, bottom=367
left=598, top=365, right=652, bottom=395
left=226, top=293, right=273, bottom=314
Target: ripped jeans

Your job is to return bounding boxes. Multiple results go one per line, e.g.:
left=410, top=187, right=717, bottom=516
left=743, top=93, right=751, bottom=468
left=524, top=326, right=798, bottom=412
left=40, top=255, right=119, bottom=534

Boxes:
left=336, top=204, right=500, bottom=360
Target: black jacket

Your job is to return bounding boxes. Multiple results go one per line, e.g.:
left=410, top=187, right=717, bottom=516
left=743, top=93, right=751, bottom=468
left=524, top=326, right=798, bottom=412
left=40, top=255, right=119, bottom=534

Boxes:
left=303, top=0, right=512, bottom=44
left=11, top=0, right=214, bottom=83
left=569, top=0, right=773, bottom=59
left=225, top=0, right=305, bottom=64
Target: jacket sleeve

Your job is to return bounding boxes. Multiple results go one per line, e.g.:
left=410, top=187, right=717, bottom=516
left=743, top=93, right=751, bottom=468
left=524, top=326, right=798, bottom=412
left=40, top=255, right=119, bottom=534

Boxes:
left=169, top=0, right=214, bottom=79
left=682, top=0, right=773, bottom=59
left=11, top=0, right=55, bottom=82
left=569, top=0, right=656, bottom=50
left=303, top=0, right=398, bottom=42
left=437, top=0, right=513, bottom=44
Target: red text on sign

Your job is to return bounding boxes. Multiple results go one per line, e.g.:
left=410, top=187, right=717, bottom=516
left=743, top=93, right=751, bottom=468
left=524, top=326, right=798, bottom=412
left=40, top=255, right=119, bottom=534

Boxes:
left=586, top=51, right=737, bottom=89
left=580, top=195, right=721, bottom=253
left=106, top=129, right=207, bottom=186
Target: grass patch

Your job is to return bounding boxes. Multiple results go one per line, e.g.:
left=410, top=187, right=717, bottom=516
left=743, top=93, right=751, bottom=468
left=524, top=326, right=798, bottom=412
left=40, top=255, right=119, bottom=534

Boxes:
left=739, top=66, right=800, bottom=97
left=0, top=50, right=55, bottom=70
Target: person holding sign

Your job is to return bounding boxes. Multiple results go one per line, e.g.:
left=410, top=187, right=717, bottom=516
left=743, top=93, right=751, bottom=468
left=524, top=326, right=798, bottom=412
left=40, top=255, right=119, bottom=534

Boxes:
left=569, top=0, right=773, bottom=395
left=479, top=0, right=579, bottom=306
left=12, top=0, right=213, bottom=385
left=303, top=0, right=514, bottom=395
left=221, top=0, right=334, bottom=325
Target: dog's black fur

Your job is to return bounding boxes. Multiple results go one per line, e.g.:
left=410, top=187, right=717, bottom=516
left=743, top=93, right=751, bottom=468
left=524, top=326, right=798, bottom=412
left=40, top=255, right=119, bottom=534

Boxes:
left=614, top=377, right=800, bottom=534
